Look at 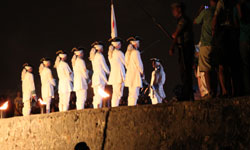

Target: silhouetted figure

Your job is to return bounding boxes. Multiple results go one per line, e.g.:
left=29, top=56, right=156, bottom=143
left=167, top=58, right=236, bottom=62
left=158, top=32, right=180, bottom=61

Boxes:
left=234, top=0, right=250, bottom=95
left=169, top=2, right=195, bottom=101
left=212, top=0, right=239, bottom=97
left=74, top=142, right=90, bottom=150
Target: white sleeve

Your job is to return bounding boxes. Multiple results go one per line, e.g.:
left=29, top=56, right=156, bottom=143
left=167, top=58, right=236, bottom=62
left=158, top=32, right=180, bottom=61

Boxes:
left=101, top=55, right=110, bottom=74
left=80, top=60, right=89, bottom=79
left=48, top=69, right=56, bottom=86
left=133, top=51, right=144, bottom=74
left=29, top=74, right=36, bottom=96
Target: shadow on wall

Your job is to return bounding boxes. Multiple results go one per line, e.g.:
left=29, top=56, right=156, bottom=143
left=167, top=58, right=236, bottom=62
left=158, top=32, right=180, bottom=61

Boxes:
left=74, top=142, right=90, bottom=150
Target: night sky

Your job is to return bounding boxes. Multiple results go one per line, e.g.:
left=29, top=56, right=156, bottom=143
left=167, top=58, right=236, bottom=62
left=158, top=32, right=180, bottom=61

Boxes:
left=2, top=0, right=205, bottom=99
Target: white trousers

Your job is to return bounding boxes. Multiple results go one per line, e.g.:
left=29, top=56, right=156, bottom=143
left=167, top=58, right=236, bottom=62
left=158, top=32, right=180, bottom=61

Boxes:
left=76, top=89, right=87, bottom=110
left=59, top=92, right=71, bottom=112
left=150, top=94, right=162, bottom=105
left=22, top=92, right=31, bottom=116
left=128, top=86, right=140, bottom=106
left=43, top=97, right=52, bottom=113
left=93, top=85, right=105, bottom=109
left=111, top=83, right=124, bottom=107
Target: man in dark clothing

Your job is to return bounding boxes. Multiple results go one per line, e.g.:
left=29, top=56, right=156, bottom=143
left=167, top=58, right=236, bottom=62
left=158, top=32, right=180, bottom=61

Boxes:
left=234, top=0, right=250, bottom=95
left=212, top=0, right=239, bottom=97
left=169, top=2, right=195, bottom=101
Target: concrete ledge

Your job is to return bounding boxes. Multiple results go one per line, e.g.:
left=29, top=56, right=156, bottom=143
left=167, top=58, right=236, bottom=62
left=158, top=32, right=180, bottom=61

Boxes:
left=1, top=97, right=250, bottom=150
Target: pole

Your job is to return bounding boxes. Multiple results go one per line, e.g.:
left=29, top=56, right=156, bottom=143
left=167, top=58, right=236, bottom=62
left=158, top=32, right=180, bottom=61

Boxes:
left=139, top=5, right=173, bottom=41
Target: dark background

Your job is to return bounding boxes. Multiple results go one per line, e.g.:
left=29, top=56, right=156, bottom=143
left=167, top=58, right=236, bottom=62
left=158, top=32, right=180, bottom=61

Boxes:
left=1, top=0, right=205, bottom=99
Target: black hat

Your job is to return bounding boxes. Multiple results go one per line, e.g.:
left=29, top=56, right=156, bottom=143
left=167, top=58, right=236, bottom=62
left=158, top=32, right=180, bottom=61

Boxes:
left=56, top=50, right=66, bottom=55
left=40, top=57, right=51, bottom=63
left=91, top=41, right=105, bottom=47
left=150, top=58, right=161, bottom=63
left=126, top=36, right=142, bottom=42
left=72, top=47, right=85, bottom=52
left=23, top=63, right=33, bottom=68
left=108, top=37, right=124, bottom=43
left=78, top=47, right=85, bottom=51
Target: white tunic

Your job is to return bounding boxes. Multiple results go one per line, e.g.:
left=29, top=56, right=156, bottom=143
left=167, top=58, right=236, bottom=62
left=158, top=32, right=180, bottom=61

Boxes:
left=149, top=67, right=166, bottom=99
left=22, top=72, right=36, bottom=95
left=91, top=52, right=110, bottom=87
left=108, top=49, right=126, bottom=85
left=125, top=49, right=144, bottom=88
left=40, top=67, right=55, bottom=98
left=56, top=61, right=73, bottom=94
left=73, top=57, right=88, bottom=91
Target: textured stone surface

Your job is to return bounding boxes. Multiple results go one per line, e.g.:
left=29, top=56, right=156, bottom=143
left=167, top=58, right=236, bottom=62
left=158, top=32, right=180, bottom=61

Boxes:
left=1, top=97, right=250, bottom=150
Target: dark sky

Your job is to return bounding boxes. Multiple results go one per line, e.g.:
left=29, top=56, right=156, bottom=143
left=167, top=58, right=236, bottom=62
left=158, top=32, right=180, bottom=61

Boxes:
left=2, top=0, right=205, bottom=98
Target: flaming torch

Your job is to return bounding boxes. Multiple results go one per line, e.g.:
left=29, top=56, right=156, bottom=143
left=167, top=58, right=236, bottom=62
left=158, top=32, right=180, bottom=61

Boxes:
left=98, top=88, right=110, bottom=98
left=98, top=88, right=110, bottom=107
left=0, top=101, right=8, bottom=118
left=38, top=98, right=46, bottom=114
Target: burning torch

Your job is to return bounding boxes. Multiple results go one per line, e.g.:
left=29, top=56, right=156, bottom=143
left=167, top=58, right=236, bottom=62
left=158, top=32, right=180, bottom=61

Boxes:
left=38, top=98, right=46, bottom=114
left=0, top=101, right=8, bottom=118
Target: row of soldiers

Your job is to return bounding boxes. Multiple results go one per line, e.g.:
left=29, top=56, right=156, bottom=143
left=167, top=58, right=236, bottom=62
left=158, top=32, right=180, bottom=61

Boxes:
left=21, top=36, right=166, bottom=116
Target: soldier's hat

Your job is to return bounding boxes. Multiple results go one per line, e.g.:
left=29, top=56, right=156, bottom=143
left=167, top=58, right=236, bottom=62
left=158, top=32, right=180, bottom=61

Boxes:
left=126, top=36, right=142, bottom=42
left=22, top=63, right=33, bottom=69
left=150, top=58, right=161, bottom=63
left=40, top=57, right=51, bottom=63
left=91, top=41, right=105, bottom=47
left=56, top=50, right=66, bottom=55
left=108, top=37, right=124, bottom=43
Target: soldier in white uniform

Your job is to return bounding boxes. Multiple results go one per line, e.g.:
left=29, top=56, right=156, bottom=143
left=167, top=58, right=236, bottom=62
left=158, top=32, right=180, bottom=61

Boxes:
left=149, top=58, right=166, bottom=104
left=89, top=41, right=110, bottom=109
left=108, top=37, right=126, bottom=107
left=71, top=47, right=89, bottom=110
left=125, top=36, right=144, bottom=106
left=21, top=63, right=36, bottom=116
left=39, top=58, right=56, bottom=113
left=54, top=50, right=73, bottom=112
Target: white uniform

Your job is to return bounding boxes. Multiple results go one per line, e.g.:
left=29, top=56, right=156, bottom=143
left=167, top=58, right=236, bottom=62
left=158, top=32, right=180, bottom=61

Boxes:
left=73, top=57, right=88, bottom=110
left=56, top=61, right=73, bottom=112
left=91, top=52, right=110, bottom=108
left=149, top=66, right=166, bottom=104
left=40, top=67, right=55, bottom=113
left=108, top=49, right=126, bottom=107
left=125, top=47, right=144, bottom=106
left=22, top=71, right=36, bottom=116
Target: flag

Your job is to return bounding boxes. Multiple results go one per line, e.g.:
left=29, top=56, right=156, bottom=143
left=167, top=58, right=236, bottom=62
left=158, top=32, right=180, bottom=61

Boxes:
left=111, top=0, right=118, bottom=38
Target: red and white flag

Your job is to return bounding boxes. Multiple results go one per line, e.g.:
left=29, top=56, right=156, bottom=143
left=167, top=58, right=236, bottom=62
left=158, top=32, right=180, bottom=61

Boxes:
left=111, top=0, right=118, bottom=38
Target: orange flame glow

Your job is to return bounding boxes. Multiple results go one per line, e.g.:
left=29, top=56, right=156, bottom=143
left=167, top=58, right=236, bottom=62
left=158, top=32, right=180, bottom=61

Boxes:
left=38, top=98, right=46, bottom=105
left=98, top=88, right=110, bottom=98
left=0, top=101, right=8, bottom=110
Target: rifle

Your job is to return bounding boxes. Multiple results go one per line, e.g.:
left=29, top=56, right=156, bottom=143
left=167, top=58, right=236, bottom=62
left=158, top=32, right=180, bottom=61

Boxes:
left=139, top=5, right=173, bottom=41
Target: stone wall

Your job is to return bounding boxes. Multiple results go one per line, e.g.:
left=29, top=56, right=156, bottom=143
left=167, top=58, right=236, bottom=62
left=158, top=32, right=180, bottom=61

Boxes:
left=1, top=97, right=250, bottom=150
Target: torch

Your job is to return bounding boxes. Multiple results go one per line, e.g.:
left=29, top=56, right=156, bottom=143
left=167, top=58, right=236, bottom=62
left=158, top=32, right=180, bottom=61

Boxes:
left=38, top=98, right=46, bottom=114
left=98, top=88, right=110, bottom=107
left=0, top=101, right=8, bottom=118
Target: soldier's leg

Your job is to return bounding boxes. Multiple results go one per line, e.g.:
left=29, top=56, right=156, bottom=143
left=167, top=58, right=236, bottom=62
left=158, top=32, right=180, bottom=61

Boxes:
left=45, top=97, right=52, bottom=113
left=22, top=93, right=31, bottom=116
left=128, top=86, right=140, bottom=106
left=76, top=90, right=87, bottom=110
left=62, top=92, right=71, bottom=111
left=58, top=93, right=64, bottom=112
left=111, top=83, right=124, bottom=107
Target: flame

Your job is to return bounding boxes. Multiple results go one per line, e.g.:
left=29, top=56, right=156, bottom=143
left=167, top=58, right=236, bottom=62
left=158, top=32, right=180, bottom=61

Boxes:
left=98, top=88, right=110, bottom=98
left=38, top=98, right=46, bottom=105
left=0, top=101, right=8, bottom=110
